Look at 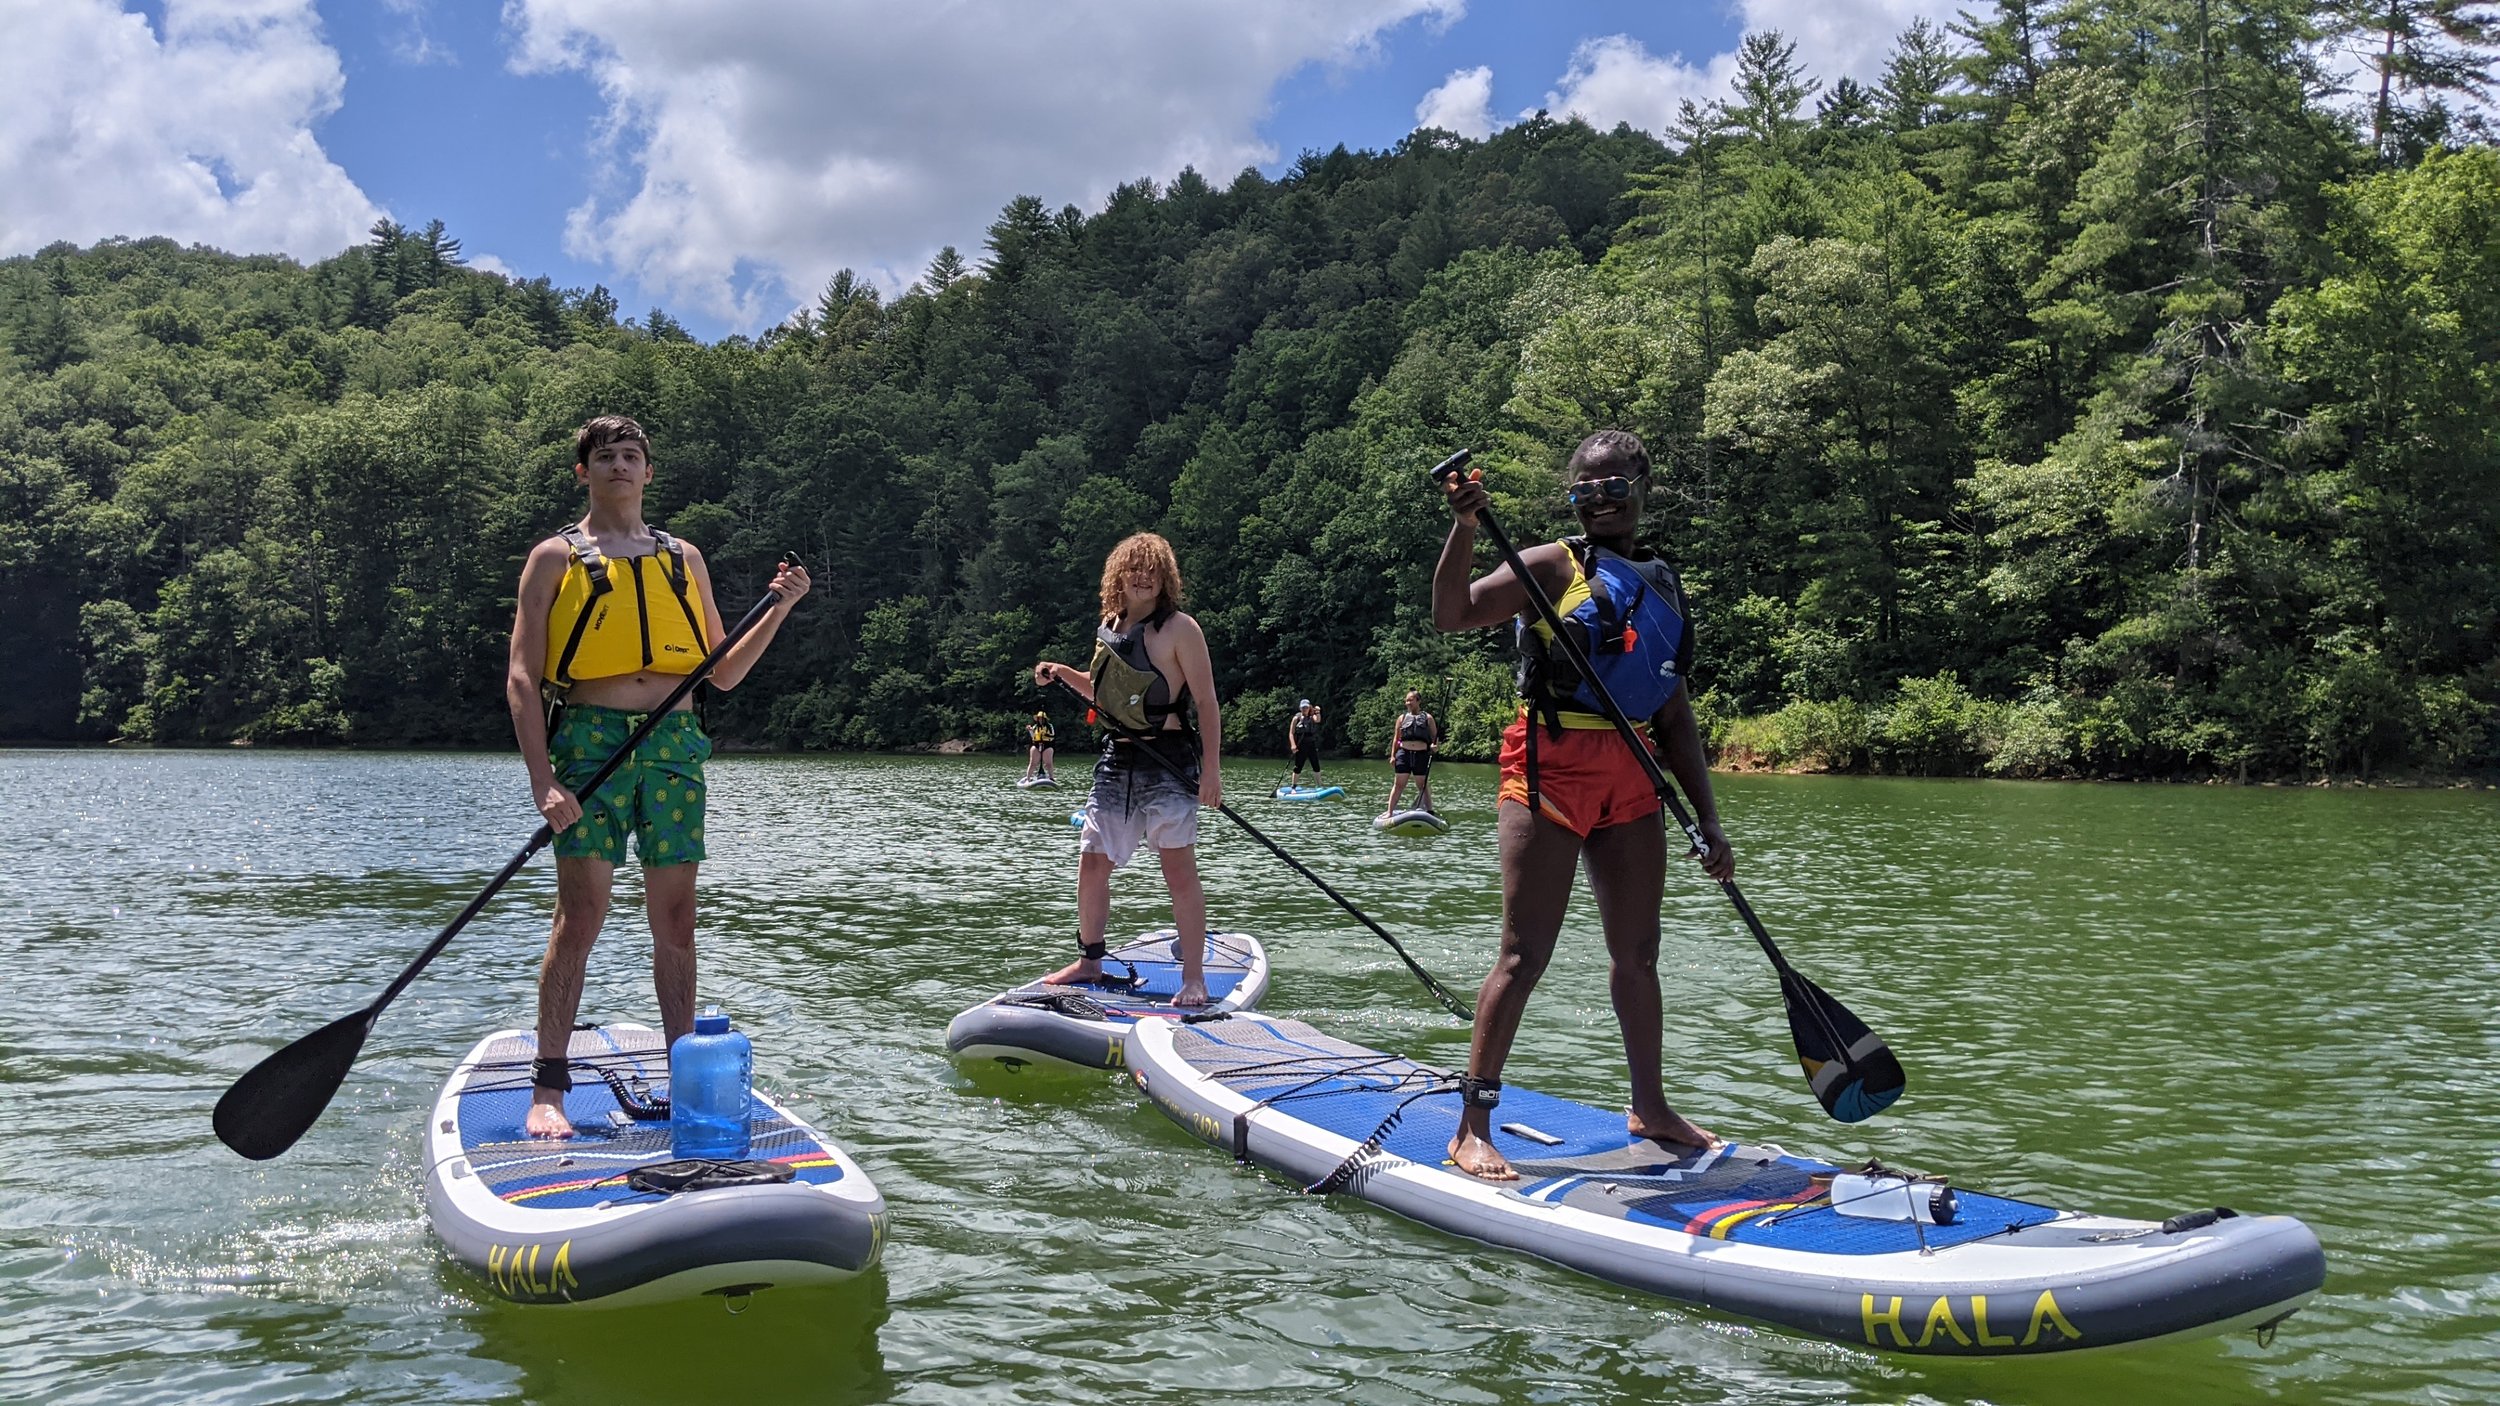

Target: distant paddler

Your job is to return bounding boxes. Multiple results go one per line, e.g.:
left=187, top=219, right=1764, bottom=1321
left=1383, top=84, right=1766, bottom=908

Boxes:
left=1287, top=699, right=1324, bottom=786
left=1431, top=430, right=1729, bottom=1180
left=506, top=414, right=810, bottom=1139
left=1031, top=532, right=1223, bottom=1007
left=1022, top=710, right=1057, bottom=784
left=1382, top=689, right=1442, bottom=818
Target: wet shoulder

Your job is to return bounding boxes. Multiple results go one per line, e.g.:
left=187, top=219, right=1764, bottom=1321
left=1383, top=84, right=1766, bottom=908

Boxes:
left=522, top=535, right=575, bottom=578
left=1520, top=540, right=1578, bottom=590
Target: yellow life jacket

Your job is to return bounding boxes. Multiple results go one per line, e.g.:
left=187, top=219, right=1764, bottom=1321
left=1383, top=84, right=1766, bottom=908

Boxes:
left=1029, top=720, right=1055, bottom=745
left=542, top=525, right=709, bottom=690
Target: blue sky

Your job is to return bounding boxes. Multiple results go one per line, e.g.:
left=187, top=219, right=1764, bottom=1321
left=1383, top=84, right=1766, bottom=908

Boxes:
left=8, top=1, right=1952, bottom=341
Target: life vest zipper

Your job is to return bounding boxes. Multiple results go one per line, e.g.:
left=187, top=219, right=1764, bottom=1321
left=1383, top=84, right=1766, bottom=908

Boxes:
left=631, top=556, right=653, bottom=668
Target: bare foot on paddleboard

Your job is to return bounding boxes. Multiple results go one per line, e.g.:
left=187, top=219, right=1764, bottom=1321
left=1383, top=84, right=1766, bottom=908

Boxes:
left=526, top=1092, right=576, bottom=1139
left=1172, top=976, right=1209, bottom=1008
left=1628, top=1108, right=1719, bottom=1152
left=1448, top=1124, right=1518, bottom=1181
left=1043, top=958, right=1101, bottom=986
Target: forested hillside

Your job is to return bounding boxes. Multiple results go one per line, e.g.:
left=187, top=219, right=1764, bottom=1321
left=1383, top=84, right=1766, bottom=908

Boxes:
left=5, top=2, right=2495, bottom=779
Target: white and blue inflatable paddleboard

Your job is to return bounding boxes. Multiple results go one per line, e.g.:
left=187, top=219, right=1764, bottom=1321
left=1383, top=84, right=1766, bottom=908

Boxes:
left=1016, top=774, right=1060, bottom=789
left=1273, top=785, right=1345, bottom=801
left=425, top=1024, right=886, bottom=1307
left=1375, top=809, right=1449, bottom=836
left=946, top=929, right=1269, bottom=1071
left=1128, top=1015, right=2325, bottom=1357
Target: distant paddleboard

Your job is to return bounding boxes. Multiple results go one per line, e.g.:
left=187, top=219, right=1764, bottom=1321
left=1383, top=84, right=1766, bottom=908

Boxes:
left=946, top=929, right=1269, bottom=1071
left=425, top=1023, right=886, bottom=1308
left=1016, top=775, right=1060, bottom=789
left=1375, top=809, right=1448, bottom=836
left=1128, top=1014, right=2326, bottom=1356
left=1273, top=785, right=1345, bottom=801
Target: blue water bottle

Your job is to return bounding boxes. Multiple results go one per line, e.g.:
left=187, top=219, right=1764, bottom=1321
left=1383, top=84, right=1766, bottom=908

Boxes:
left=669, top=1005, right=752, bottom=1159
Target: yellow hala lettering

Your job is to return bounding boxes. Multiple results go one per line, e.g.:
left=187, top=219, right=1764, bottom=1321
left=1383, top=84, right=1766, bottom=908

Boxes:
left=1916, top=1295, right=1973, bottom=1348
left=1864, top=1289, right=2083, bottom=1352
left=2022, top=1288, right=2082, bottom=1347
left=1860, top=1293, right=1909, bottom=1348
left=484, top=1241, right=577, bottom=1299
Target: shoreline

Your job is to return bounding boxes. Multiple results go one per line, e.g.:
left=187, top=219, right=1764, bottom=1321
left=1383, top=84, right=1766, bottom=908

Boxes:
left=8, top=736, right=2492, bottom=789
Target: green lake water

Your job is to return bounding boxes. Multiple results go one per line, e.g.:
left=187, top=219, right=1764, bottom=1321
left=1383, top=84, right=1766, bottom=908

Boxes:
left=2, top=749, right=2493, bottom=1404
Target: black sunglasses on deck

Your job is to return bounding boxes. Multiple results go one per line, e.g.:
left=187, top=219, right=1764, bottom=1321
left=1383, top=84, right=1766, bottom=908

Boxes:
left=1565, top=471, right=1647, bottom=507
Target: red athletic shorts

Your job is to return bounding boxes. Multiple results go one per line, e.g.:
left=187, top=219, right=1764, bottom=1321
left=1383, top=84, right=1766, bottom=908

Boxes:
left=1497, top=712, right=1661, bottom=837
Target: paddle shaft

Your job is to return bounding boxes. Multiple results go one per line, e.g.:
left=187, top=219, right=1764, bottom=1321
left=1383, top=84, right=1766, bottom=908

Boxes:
left=1049, top=679, right=1473, bottom=1021
left=1430, top=451, right=1797, bottom=978
left=369, top=587, right=784, bottom=1020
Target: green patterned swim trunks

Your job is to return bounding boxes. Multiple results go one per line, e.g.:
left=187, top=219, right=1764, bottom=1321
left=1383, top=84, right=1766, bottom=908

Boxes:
left=550, top=705, right=711, bottom=867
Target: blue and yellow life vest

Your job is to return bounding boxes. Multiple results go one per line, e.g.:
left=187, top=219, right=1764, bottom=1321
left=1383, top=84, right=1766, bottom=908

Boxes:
left=1517, top=536, right=1690, bottom=733
left=542, top=525, right=709, bottom=690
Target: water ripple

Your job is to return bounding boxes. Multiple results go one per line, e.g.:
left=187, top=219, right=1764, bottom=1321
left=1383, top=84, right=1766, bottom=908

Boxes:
left=1, top=751, right=2491, bottom=1404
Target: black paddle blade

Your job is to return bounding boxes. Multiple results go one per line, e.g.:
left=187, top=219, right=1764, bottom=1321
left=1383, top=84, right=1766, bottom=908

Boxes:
left=1780, top=970, right=1905, bottom=1124
left=212, top=1006, right=377, bottom=1160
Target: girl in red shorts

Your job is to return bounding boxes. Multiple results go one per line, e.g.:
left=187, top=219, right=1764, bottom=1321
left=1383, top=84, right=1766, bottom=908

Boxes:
left=1428, top=429, right=1736, bottom=1180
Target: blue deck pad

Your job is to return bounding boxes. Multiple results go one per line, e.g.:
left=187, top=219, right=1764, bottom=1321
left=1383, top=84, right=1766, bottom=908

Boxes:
left=1179, top=1019, right=2057, bottom=1257
left=1019, top=931, right=1257, bottom=1018
left=451, top=1026, right=846, bottom=1212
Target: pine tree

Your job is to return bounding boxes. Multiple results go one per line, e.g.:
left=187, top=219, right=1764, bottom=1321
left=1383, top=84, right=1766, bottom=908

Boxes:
left=2321, top=0, right=2500, bottom=162
left=1727, top=31, right=1821, bottom=147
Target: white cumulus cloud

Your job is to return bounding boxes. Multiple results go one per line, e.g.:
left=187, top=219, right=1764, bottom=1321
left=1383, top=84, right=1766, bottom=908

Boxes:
left=1415, top=64, right=1497, bottom=139
left=0, top=0, right=382, bottom=260
left=1738, top=0, right=1965, bottom=88
left=502, top=0, right=1464, bottom=329
left=1540, top=1, right=1962, bottom=143
left=1542, top=35, right=1735, bottom=138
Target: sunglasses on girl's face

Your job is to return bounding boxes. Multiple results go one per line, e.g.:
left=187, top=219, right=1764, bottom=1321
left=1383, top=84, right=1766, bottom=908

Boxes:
left=1565, top=472, right=1647, bottom=506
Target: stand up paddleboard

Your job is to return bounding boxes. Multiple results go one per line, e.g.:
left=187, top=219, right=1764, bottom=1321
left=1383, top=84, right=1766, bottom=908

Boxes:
left=426, top=1024, right=886, bottom=1307
left=1374, top=809, right=1449, bottom=836
left=1128, top=1014, right=2325, bottom=1356
left=1016, top=775, right=1060, bottom=789
left=1273, top=785, right=1345, bottom=801
left=947, top=929, right=1269, bottom=1071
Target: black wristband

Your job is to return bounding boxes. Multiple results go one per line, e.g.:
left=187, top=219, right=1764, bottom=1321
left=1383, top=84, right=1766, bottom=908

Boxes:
left=532, top=1056, right=574, bottom=1093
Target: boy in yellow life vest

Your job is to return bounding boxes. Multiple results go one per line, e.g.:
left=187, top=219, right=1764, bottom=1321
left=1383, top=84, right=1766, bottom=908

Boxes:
left=505, top=414, right=811, bottom=1139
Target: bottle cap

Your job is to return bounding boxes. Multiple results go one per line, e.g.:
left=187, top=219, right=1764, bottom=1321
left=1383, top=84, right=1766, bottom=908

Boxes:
left=694, top=1005, right=729, bottom=1035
